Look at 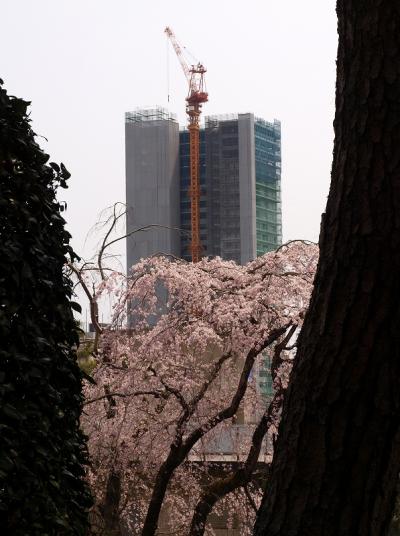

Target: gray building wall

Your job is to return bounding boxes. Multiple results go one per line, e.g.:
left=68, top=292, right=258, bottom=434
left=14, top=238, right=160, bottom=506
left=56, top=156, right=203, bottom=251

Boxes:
left=125, top=109, right=180, bottom=274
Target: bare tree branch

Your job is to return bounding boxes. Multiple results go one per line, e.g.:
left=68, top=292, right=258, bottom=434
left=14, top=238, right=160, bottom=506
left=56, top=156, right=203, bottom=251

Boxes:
left=174, top=351, right=233, bottom=435
left=244, top=484, right=258, bottom=514
left=271, top=324, right=297, bottom=383
left=187, top=322, right=296, bottom=536
left=68, top=261, right=102, bottom=354
left=141, top=323, right=291, bottom=536
left=149, top=366, right=189, bottom=414
left=84, top=389, right=165, bottom=406
left=183, top=323, right=291, bottom=453
left=97, top=204, right=126, bottom=281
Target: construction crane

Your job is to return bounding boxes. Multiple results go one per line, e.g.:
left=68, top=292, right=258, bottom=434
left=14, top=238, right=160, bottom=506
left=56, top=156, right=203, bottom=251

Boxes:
left=165, top=26, right=208, bottom=263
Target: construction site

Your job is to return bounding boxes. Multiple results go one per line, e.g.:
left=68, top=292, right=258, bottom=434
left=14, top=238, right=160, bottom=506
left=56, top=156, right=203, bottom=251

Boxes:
left=125, top=27, right=282, bottom=272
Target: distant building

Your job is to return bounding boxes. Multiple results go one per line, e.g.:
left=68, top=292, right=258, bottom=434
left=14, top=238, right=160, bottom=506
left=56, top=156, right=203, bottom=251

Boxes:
left=125, top=108, right=181, bottom=273
left=125, top=107, right=282, bottom=271
left=180, top=113, right=282, bottom=263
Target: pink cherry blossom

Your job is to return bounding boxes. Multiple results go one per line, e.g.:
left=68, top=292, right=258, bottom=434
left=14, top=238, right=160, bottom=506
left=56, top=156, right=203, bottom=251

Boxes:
left=76, top=239, right=318, bottom=535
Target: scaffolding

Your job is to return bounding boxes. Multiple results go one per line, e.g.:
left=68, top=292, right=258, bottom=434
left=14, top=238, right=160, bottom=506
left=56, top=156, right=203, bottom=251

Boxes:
left=179, top=114, right=282, bottom=262
left=254, top=117, right=282, bottom=255
left=205, top=113, right=239, bottom=127
left=125, top=107, right=177, bottom=124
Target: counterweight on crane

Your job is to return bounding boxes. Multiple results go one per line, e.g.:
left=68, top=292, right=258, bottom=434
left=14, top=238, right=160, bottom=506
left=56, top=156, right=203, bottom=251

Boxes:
left=165, top=26, right=208, bottom=262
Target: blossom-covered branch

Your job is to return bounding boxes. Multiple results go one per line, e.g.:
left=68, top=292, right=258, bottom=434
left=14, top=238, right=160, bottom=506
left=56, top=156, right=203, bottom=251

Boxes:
left=71, top=210, right=318, bottom=536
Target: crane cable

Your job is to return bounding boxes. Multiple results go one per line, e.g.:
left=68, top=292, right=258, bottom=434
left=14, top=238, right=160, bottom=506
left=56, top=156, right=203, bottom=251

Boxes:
left=166, top=33, right=170, bottom=103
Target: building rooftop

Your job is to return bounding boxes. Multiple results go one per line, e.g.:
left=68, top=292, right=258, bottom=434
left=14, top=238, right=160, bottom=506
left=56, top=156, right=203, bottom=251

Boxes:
left=125, top=106, right=177, bottom=124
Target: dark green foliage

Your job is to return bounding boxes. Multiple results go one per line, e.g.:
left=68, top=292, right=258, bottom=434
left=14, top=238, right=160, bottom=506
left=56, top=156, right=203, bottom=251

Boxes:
left=0, top=80, right=92, bottom=534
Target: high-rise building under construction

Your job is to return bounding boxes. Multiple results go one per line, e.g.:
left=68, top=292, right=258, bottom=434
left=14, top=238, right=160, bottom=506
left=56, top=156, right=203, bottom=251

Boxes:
left=125, top=107, right=282, bottom=272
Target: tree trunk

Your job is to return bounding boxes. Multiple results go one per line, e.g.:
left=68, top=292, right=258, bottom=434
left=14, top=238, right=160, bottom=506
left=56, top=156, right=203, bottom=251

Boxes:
left=190, top=492, right=221, bottom=536
left=141, top=447, right=184, bottom=536
left=102, top=471, right=122, bottom=536
left=140, top=328, right=288, bottom=536
left=189, top=331, right=292, bottom=536
left=255, top=2, right=400, bottom=535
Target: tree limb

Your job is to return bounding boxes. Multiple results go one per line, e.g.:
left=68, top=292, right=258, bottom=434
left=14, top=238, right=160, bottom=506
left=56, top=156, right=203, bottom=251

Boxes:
left=183, top=323, right=291, bottom=453
left=68, top=261, right=102, bottom=353
left=141, top=323, right=291, bottom=536
left=244, top=484, right=258, bottom=514
left=84, top=389, right=165, bottom=406
left=149, top=366, right=189, bottom=415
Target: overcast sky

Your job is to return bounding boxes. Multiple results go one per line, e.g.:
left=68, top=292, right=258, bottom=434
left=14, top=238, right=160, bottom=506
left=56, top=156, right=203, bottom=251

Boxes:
left=2, top=0, right=337, bottom=263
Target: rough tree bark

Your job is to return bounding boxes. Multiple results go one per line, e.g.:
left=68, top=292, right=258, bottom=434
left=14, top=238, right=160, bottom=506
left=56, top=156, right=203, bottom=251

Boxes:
left=255, top=2, right=400, bottom=535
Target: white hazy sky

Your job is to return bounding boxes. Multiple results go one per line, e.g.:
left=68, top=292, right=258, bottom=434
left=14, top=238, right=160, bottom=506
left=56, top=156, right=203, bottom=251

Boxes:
left=2, top=0, right=338, bottom=263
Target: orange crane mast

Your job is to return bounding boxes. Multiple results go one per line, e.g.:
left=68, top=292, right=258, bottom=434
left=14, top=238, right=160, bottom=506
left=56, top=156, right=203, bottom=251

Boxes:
left=165, top=27, right=208, bottom=263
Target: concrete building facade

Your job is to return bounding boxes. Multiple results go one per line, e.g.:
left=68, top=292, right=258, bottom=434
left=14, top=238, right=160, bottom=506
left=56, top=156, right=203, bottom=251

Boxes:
left=125, top=107, right=281, bottom=272
left=125, top=108, right=181, bottom=273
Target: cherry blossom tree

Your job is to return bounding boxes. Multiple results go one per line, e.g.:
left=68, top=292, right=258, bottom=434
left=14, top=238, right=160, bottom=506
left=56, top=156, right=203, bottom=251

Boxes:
left=73, top=207, right=318, bottom=536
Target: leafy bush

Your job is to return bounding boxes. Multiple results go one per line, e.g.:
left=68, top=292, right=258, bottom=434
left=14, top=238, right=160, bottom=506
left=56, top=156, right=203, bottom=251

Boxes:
left=0, top=80, right=92, bottom=534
